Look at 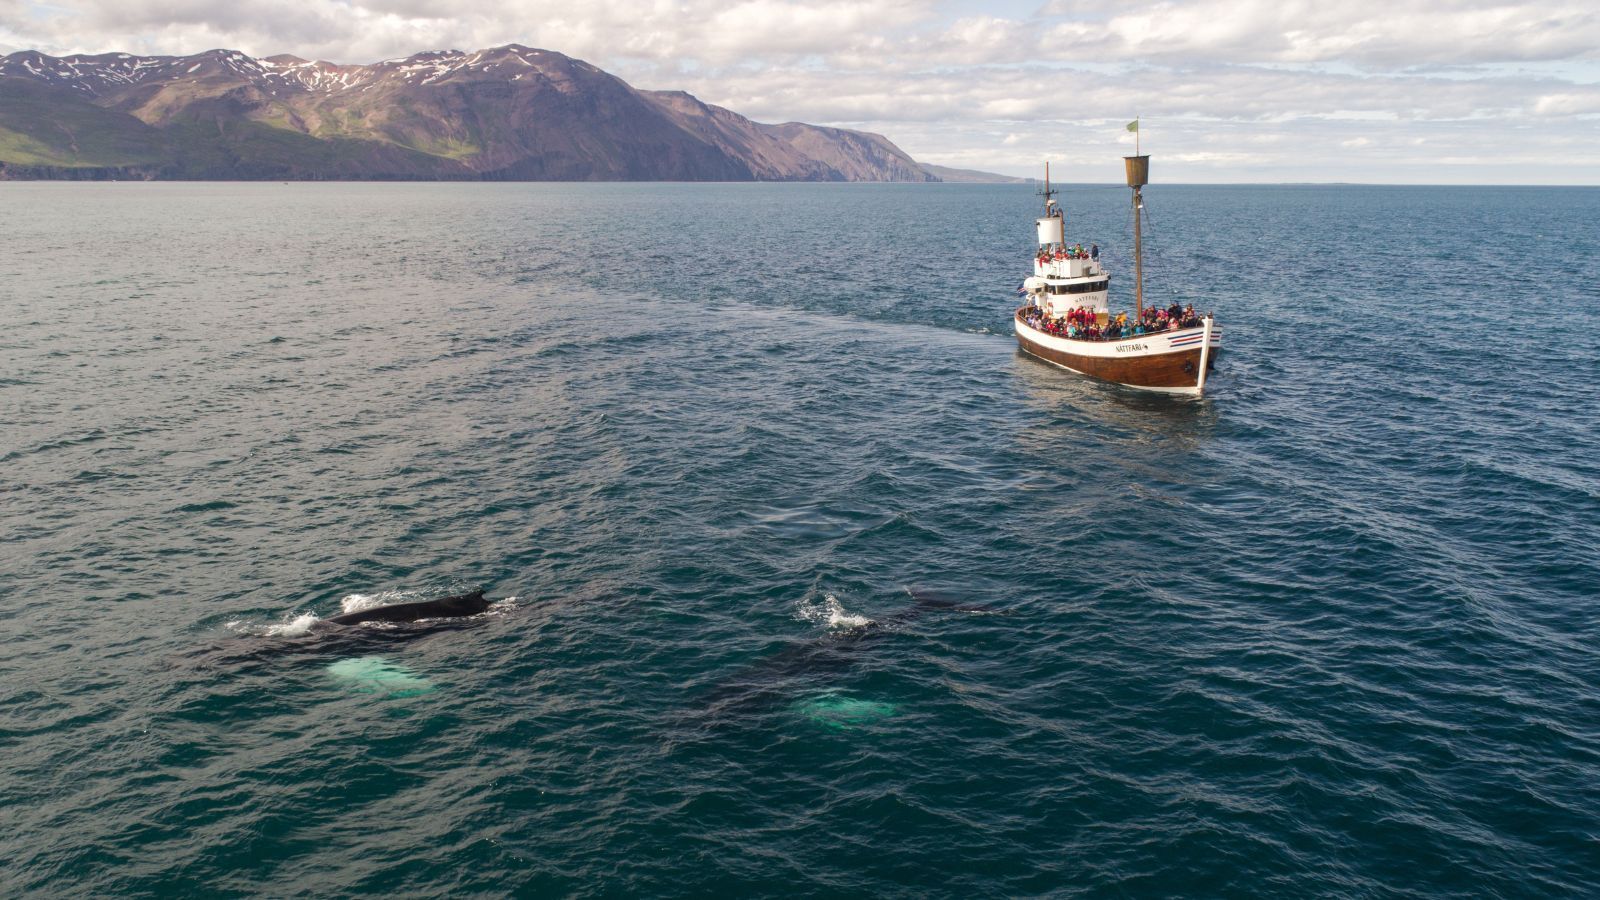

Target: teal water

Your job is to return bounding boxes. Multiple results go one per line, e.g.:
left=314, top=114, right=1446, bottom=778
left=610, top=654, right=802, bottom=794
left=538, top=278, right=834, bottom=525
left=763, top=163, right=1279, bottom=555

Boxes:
left=2, top=182, right=1598, bottom=896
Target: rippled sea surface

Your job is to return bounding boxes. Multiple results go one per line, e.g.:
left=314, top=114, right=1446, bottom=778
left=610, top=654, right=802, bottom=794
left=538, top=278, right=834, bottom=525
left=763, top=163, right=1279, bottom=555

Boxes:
left=3, top=182, right=1598, bottom=896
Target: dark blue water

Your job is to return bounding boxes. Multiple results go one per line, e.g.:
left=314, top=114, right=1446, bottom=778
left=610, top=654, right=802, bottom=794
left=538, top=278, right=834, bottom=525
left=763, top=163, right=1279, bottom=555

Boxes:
left=2, top=182, right=1598, bottom=896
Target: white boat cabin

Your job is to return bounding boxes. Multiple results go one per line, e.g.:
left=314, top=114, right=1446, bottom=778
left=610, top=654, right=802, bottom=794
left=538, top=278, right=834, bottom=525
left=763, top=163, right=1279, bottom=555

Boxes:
left=1023, top=210, right=1110, bottom=322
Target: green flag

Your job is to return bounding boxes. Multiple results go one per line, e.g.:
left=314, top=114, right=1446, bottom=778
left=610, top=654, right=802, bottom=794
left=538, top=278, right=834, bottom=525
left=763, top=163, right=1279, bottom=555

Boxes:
left=1126, top=119, right=1139, bottom=132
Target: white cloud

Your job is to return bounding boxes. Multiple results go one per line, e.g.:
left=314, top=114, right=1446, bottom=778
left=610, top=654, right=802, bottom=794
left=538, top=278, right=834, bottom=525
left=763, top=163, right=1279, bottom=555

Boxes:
left=1532, top=90, right=1600, bottom=116
left=1037, top=0, right=1600, bottom=67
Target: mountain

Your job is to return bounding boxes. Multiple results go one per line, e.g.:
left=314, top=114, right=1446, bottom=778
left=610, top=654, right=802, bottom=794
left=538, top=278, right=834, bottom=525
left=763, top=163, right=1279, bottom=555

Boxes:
left=0, top=45, right=997, bottom=182
left=918, top=163, right=1029, bottom=184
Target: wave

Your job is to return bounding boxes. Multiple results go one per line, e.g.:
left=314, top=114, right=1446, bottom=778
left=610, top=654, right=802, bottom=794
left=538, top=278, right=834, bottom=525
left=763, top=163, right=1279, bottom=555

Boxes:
left=795, top=593, right=873, bottom=631
left=225, top=612, right=320, bottom=638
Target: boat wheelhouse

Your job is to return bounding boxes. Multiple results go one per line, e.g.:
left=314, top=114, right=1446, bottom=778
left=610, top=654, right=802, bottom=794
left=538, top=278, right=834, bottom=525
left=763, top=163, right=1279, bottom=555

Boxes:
left=1013, top=155, right=1220, bottom=395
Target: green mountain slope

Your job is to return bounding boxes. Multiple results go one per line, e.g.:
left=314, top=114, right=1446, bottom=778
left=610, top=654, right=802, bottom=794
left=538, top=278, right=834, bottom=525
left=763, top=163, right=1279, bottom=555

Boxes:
left=0, top=78, right=168, bottom=168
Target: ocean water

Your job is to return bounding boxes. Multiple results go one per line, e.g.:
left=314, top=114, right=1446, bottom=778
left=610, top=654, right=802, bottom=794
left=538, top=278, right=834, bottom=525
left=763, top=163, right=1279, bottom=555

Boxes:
left=2, top=181, right=1597, bottom=897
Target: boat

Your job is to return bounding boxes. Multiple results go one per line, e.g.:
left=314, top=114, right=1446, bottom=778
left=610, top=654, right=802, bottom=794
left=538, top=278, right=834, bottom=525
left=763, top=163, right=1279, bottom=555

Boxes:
left=1013, top=152, right=1220, bottom=395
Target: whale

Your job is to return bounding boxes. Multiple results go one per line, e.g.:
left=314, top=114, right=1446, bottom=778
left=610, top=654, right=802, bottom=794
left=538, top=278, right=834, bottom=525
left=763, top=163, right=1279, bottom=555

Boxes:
left=177, top=589, right=501, bottom=673
left=690, top=588, right=1000, bottom=722
left=324, top=589, right=489, bottom=626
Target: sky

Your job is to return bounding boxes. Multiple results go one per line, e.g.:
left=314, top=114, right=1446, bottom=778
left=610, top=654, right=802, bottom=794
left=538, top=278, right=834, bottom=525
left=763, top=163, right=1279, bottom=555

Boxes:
left=4, top=0, right=1598, bottom=183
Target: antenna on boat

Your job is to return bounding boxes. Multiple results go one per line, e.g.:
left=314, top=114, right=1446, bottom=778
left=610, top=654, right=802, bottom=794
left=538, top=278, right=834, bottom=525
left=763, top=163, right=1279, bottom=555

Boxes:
left=1037, top=161, right=1063, bottom=247
left=1124, top=136, right=1150, bottom=318
left=1040, top=162, right=1060, bottom=213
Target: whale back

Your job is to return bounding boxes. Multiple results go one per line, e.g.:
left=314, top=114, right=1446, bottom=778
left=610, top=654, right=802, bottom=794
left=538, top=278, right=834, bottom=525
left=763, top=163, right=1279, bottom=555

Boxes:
left=436, top=589, right=490, bottom=617
left=326, top=590, right=488, bottom=626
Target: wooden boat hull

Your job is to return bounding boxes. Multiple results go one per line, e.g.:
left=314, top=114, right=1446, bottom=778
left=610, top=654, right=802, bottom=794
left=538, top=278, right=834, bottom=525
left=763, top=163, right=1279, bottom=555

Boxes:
left=1014, top=309, right=1220, bottom=395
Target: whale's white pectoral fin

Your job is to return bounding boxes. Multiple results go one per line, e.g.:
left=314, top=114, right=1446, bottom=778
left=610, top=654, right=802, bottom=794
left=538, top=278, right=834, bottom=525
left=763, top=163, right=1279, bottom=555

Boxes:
left=326, top=656, right=436, bottom=697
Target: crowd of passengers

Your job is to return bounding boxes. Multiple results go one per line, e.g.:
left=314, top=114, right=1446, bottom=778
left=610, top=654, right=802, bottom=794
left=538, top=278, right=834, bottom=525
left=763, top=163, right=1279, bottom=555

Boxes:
left=1036, top=243, right=1099, bottom=264
left=1021, top=302, right=1205, bottom=340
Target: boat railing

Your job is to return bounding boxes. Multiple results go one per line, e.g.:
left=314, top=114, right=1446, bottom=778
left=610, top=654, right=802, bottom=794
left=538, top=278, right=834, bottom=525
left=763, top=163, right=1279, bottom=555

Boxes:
left=1015, top=306, right=1215, bottom=343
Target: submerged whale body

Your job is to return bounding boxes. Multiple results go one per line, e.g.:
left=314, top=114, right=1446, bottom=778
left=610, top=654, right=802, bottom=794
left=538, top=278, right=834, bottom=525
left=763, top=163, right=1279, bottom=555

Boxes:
left=325, top=590, right=489, bottom=626
left=690, top=588, right=1001, bottom=722
left=327, top=656, right=437, bottom=697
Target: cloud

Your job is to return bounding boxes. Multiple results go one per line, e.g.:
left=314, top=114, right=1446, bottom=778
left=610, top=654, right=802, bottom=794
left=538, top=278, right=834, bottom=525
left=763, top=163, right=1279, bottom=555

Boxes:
left=702, top=1, right=925, bottom=60
left=673, top=61, right=1585, bottom=125
left=1532, top=90, right=1600, bottom=116
left=1037, top=0, right=1600, bottom=67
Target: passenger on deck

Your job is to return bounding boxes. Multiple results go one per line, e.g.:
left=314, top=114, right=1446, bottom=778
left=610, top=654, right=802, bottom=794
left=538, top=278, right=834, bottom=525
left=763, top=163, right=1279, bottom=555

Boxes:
left=1090, top=243, right=1099, bottom=261
left=1024, top=303, right=1212, bottom=342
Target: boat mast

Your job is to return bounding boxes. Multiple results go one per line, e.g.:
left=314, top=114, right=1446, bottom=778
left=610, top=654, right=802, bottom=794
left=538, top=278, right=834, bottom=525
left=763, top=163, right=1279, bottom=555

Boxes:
left=1124, top=151, right=1150, bottom=317
left=1041, top=161, right=1059, bottom=234
left=1036, top=160, right=1062, bottom=248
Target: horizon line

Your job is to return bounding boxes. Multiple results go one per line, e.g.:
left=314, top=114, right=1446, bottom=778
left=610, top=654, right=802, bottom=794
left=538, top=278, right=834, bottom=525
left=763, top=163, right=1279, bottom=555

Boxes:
left=4, top=179, right=1598, bottom=188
